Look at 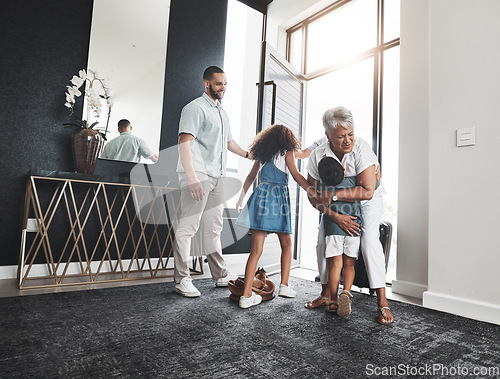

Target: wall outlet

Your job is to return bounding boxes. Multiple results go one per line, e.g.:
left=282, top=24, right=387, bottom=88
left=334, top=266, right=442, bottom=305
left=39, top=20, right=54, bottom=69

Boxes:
left=26, top=218, right=39, bottom=232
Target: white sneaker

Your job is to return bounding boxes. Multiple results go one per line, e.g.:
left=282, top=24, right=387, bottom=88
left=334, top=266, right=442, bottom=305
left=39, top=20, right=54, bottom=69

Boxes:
left=239, top=293, right=262, bottom=309
left=278, top=283, right=296, bottom=298
left=215, top=272, right=238, bottom=287
left=174, top=277, right=200, bottom=297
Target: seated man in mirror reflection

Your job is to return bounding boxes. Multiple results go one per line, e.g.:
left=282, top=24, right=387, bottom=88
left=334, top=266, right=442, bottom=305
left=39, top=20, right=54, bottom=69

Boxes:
left=100, top=119, right=159, bottom=163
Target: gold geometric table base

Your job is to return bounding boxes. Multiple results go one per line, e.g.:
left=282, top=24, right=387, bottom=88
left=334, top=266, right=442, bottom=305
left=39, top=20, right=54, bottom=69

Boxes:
left=18, top=171, right=204, bottom=289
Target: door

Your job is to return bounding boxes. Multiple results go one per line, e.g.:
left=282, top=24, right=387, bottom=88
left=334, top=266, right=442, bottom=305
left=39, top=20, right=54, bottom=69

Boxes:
left=256, top=42, right=305, bottom=273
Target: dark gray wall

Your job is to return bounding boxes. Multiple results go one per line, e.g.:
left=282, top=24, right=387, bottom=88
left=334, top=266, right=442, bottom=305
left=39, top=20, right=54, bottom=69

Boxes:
left=0, top=0, right=229, bottom=266
left=160, top=0, right=228, bottom=151
left=0, top=0, right=94, bottom=266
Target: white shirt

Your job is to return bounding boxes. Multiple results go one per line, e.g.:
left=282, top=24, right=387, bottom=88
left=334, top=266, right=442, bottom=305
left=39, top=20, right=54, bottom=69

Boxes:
left=176, top=92, right=233, bottom=178
left=307, top=137, right=378, bottom=181
left=306, top=136, right=327, bottom=152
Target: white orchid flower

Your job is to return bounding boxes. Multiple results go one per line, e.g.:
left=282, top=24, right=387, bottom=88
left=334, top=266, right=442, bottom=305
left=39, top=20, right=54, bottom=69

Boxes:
left=85, top=86, right=97, bottom=97
left=88, top=95, right=102, bottom=110
left=70, top=75, right=85, bottom=88
left=65, top=69, right=113, bottom=127
left=66, top=85, right=81, bottom=97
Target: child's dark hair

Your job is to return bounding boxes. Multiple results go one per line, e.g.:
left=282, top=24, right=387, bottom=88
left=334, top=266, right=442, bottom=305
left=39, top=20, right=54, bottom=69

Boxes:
left=250, top=124, right=300, bottom=163
left=318, top=157, right=344, bottom=186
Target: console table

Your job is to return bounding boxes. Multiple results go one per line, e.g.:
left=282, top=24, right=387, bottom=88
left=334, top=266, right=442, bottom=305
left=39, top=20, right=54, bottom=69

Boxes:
left=18, top=170, right=204, bottom=289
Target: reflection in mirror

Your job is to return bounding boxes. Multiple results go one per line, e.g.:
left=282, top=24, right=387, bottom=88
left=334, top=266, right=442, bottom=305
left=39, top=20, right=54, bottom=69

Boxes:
left=86, top=0, right=169, bottom=163
left=223, top=0, right=263, bottom=207
left=100, top=118, right=159, bottom=163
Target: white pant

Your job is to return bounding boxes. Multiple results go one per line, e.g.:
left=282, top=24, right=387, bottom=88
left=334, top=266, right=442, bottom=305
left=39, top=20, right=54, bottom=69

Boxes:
left=316, top=191, right=386, bottom=288
left=173, top=172, right=228, bottom=283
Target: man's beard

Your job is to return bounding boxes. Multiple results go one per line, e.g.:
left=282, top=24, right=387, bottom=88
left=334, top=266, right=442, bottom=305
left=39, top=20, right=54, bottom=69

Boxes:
left=209, top=84, right=224, bottom=100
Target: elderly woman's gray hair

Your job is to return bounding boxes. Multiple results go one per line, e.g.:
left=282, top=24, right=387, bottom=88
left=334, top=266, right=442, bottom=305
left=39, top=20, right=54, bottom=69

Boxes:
left=322, top=106, right=354, bottom=133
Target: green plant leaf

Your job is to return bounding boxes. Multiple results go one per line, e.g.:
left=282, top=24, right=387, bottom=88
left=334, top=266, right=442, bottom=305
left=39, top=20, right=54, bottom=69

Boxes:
left=74, top=118, right=87, bottom=128
left=89, top=121, right=100, bottom=129
left=63, top=123, right=82, bottom=128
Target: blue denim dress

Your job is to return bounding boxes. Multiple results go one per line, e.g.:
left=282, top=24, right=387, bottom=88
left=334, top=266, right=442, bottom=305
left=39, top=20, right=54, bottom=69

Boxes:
left=236, top=159, right=291, bottom=234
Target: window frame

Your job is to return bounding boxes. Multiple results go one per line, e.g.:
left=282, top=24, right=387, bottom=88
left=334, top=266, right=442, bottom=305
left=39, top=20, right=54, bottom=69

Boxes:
left=285, top=0, right=400, bottom=161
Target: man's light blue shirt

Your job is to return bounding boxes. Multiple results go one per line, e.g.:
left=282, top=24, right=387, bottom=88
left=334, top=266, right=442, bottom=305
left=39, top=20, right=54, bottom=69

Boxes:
left=177, top=92, right=233, bottom=178
left=100, top=132, right=155, bottom=163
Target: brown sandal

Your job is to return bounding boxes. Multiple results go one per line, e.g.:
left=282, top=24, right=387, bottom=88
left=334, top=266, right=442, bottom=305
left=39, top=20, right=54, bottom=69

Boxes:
left=326, top=299, right=338, bottom=313
left=337, top=290, right=353, bottom=317
left=377, top=306, right=394, bottom=325
left=305, top=296, right=328, bottom=309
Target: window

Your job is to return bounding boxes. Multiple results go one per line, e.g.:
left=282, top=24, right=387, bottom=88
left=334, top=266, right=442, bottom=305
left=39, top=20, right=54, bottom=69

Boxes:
left=306, top=0, right=377, bottom=74
left=287, top=0, right=400, bottom=281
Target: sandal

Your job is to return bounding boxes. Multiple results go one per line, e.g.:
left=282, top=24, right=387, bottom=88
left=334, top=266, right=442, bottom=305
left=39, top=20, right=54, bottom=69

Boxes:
left=337, top=290, right=353, bottom=317
left=305, top=296, right=328, bottom=309
left=377, top=306, right=394, bottom=325
left=326, top=299, right=338, bottom=313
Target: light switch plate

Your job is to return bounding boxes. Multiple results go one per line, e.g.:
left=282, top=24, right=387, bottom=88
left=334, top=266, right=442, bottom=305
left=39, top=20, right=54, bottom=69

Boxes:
left=456, top=127, right=475, bottom=147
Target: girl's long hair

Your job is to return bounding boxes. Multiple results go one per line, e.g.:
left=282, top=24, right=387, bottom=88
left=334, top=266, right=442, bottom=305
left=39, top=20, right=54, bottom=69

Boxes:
left=250, top=124, right=300, bottom=163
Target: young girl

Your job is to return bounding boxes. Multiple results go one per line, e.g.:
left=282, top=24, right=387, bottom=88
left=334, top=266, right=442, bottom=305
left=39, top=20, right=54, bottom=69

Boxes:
left=235, top=124, right=318, bottom=309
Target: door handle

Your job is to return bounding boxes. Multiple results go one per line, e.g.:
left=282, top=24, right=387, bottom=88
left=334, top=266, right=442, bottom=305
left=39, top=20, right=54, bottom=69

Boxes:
left=257, top=80, right=277, bottom=125
left=264, top=80, right=277, bottom=124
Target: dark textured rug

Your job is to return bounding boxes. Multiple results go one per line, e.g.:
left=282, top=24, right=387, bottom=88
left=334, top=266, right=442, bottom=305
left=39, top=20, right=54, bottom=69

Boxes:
left=0, top=276, right=499, bottom=379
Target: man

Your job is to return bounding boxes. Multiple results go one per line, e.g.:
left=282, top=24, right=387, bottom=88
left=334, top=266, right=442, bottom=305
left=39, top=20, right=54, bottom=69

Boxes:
left=174, top=66, right=251, bottom=297
left=101, top=119, right=158, bottom=163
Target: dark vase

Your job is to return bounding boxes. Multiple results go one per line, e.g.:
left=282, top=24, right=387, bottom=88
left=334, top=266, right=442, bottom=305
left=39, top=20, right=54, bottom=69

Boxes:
left=72, top=128, right=103, bottom=174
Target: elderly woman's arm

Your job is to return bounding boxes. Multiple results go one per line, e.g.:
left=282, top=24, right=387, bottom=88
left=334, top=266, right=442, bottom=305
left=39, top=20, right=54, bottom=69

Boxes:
left=306, top=174, right=361, bottom=236
left=336, top=164, right=377, bottom=201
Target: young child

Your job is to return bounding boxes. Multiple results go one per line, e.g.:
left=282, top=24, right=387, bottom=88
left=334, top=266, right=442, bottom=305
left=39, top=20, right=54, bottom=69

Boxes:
left=317, top=156, right=362, bottom=317
left=235, top=124, right=318, bottom=309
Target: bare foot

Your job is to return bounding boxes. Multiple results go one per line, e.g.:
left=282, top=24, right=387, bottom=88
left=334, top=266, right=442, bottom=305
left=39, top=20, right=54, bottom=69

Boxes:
left=377, top=305, right=394, bottom=325
left=305, top=296, right=328, bottom=309
left=375, top=288, right=394, bottom=325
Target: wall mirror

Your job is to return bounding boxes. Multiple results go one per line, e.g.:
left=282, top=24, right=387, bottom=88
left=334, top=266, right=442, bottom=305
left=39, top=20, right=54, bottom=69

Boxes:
left=86, top=0, right=170, bottom=163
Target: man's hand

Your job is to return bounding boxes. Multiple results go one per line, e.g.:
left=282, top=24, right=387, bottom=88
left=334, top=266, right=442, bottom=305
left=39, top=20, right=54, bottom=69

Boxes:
left=188, top=177, right=205, bottom=201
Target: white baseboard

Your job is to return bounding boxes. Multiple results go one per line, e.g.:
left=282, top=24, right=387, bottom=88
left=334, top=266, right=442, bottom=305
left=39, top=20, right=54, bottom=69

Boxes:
left=391, top=279, right=427, bottom=299
left=3, top=258, right=178, bottom=283
left=2, top=255, right=249, bottom=283
left=0, top=265, right=18, bottom=280
left=423, top=291, right=500, bottom=326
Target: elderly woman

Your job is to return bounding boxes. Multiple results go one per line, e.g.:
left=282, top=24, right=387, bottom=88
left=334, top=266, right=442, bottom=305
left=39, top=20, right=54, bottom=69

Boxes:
left=304, top=106, right=394, bottom=325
